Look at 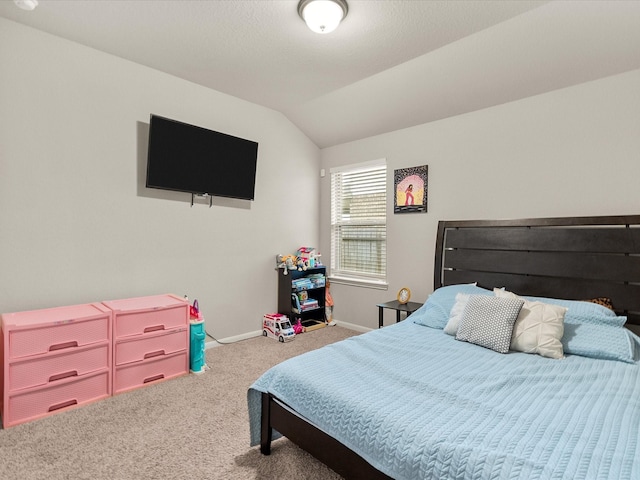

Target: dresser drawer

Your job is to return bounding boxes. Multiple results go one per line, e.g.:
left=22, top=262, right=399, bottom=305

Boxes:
left=111, top=305, right=188, bottom=339
left=8, top=342, right=110, bottom=392
left=104, top=294, right=188, bottom=339
left=114, top=351, right=188, bottom=395
left=5, top=369, right=110, bottom=428
left=115, top=327, right=187, bottom=366
left=8, top=316, right=110, bottom=359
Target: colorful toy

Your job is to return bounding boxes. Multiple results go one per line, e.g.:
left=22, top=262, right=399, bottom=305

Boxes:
left=276, top=254, right=299, bottom=275
left=296, top=257, right=308, bottom=271
left=297, top=246, right=317, bottom=268
left=262, top=313, right=295, bottom=342
left=325, top=279, right=336, bottom=326
left=184, top=296, right=207, bottom=373
left=189, top=298, right=203, bottom=320
left=293, top=318, right=305, bottom=334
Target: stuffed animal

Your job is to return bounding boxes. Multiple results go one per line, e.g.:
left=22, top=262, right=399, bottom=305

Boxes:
left=276, top=254, right=299, bottom=275
left=284, top=255, right=298, bottom=272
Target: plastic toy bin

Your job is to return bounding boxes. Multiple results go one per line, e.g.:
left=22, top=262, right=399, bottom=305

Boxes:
left=189, top=320, right=206, bottom=374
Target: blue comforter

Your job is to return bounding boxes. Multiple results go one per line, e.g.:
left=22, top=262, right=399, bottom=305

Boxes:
left=248, top=320, right=640, bottom=479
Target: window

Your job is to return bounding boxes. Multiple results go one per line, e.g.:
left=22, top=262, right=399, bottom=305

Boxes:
left=330, top=159, right=387, bottom=286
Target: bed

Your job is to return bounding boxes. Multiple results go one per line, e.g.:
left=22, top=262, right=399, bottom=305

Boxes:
left=248, top=215, right=640, bottom=480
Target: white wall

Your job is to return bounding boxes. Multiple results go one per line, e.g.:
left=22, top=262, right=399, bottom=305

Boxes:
left=0, top=18, right=320, bottom=340
left=4, top=17, right=639, bottom=337
left=320, top=69, right=640, bottom=330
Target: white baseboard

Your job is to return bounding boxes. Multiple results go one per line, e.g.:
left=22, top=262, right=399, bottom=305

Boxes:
left=205, top=330, right=262, bottom=349
left=204, top=321, right=372, bottom=350
left=333, top=318, right=373, bottom=333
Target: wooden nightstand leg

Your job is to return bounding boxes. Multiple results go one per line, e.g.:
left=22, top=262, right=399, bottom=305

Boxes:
left=378, top=307, right=383, bottom=328
left=396, top=310, right=401, bottom=323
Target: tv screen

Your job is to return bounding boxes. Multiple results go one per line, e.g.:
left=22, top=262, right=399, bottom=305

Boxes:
left=146, top=114, right=258, bottom=200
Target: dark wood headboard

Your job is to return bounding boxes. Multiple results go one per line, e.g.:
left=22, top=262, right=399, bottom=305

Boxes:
left=434, top=215, right=640, bottom=333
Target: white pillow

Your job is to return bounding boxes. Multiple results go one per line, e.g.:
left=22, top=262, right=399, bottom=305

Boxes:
left=494, top=288, right=567, bottom=359
left=444, top=293, right=470, bottom=336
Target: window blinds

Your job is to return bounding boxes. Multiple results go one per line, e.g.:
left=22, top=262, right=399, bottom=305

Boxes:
left=330, top=161, right=387, bottom=281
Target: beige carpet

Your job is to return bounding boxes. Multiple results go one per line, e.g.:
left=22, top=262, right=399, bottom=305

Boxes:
left=0, top=326, right=360, bottom=480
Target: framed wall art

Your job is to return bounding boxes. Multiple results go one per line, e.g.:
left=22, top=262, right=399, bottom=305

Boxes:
left=394, top=165, right=428, bottom=214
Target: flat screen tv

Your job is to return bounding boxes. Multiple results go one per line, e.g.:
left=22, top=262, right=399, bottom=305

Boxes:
left=146, top=114, right=259, bottom=200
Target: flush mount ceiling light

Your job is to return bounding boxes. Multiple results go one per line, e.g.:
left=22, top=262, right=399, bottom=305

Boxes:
left=14, top=0, right=38, bottom=11
left=298, top=0, right=348, bottom=34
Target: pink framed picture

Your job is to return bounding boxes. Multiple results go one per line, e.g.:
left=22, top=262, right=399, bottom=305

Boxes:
left=394, top=165, right=428, bottom=214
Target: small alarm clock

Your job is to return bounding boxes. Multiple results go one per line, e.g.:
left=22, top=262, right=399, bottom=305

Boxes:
left=397, top=287, right=411, bottom=304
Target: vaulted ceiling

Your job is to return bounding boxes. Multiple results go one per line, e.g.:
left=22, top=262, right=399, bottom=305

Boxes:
left=2, top=0, right=639, bottom=148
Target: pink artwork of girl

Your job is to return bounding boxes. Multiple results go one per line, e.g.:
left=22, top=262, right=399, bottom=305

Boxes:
left=396, top=175, right=424, bottom=208
left=405, top=184, right=414, bottom=205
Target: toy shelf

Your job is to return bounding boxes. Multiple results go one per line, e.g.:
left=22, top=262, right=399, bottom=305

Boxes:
left=277, top=266, right=327, bottom=331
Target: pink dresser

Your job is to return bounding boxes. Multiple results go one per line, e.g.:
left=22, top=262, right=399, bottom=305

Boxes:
left=103, top=294, right=189, bottom=395
left=0, top=303, right=112, bottom=428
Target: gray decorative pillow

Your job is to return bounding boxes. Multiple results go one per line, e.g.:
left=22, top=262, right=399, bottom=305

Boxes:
left=455, top=295, right=524, bottom=353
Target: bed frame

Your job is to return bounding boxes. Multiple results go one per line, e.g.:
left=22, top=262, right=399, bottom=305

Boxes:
left=260, top=214, right=640, bottom=479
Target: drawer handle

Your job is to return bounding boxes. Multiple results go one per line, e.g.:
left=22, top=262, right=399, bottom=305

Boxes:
left=49, top=370, right=78, bottom=382
left=143, top=374, right=164, bottom=384
left=48, top=399, right=78, bottom=412
left=144, top=350, right=165, bottom=359
left=144, top=325, right=165, bottom=333
left=49, top=341, right=78, bottom=352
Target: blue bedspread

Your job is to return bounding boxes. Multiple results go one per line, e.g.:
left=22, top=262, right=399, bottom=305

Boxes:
left=248, top=320, right=640, bottom=479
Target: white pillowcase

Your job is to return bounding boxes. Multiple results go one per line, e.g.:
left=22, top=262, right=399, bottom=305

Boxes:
left=494, top=288, right=567, bottom=359
left=444, top=293, right=470, bottom=335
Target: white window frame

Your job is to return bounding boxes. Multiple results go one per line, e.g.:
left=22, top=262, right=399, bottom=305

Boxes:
left=329, top=159, right=387, bottom=289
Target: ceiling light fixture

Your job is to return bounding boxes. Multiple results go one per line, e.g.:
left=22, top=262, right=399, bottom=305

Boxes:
left=298, top=0, right=348, bottom=34
left=14, top=0, right=38, bottom=11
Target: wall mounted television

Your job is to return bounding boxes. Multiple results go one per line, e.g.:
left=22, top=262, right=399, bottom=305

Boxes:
left=146, top=114, right=259, bottom=201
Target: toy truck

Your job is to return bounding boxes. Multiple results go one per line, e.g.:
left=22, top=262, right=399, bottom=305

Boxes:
left=262, top=313, right=295, bottom=342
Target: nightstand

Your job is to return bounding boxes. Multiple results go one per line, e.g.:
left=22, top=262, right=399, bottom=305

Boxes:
left=376, top=300, right=423, bottom=328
